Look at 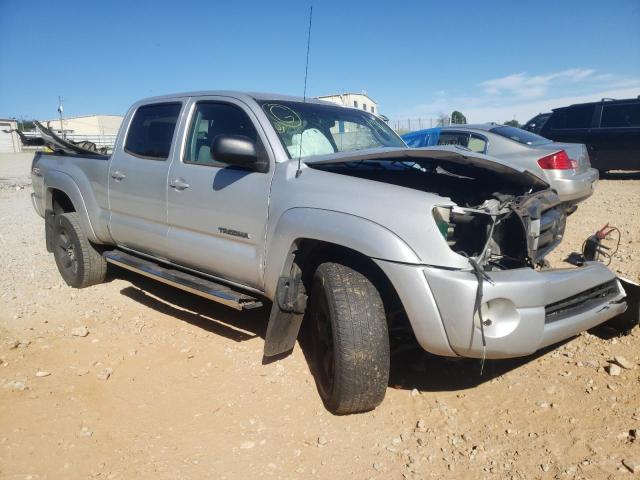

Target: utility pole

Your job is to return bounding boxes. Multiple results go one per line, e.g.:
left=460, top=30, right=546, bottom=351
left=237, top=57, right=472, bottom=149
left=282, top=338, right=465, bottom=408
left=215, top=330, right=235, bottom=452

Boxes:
left=57, top=96, right=65, bottom=139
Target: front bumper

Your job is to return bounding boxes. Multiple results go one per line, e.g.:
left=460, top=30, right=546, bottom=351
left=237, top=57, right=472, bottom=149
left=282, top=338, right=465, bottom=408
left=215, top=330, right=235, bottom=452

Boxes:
left=548, top=167, right=599, bottom=204
left=375, top=260, right=627, bottom=359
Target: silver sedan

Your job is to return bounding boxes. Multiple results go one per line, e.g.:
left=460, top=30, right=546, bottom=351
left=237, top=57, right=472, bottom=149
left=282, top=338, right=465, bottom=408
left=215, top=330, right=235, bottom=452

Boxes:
left=402, top=124, right=598, bottom=208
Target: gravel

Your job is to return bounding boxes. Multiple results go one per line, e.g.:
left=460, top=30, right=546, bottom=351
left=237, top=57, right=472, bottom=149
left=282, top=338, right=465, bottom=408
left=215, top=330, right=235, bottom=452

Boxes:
left=70, top=326, right=90, bottom=337
left=1, top=152, right=639, bottom=479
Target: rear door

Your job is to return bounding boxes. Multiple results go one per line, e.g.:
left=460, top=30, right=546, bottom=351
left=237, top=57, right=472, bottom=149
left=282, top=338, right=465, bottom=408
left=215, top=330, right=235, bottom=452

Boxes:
left=166, top=97, right=274, bottom=289
left=108, top=101, right=184, bottom=259
left=589, top=101, right=640, bottom=170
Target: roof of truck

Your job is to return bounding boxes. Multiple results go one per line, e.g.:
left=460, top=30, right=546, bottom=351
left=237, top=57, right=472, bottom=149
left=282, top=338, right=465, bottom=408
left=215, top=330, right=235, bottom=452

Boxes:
left=137, top=91, right=332, bottom=106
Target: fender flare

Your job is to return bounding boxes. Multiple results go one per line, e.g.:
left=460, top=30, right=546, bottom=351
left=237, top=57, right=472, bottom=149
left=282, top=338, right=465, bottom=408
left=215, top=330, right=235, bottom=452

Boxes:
left=45, top=170, right=100, bottom=244
left=263, top=207, right=422, bottom=299
left=262, top=208, right=423, bottom=357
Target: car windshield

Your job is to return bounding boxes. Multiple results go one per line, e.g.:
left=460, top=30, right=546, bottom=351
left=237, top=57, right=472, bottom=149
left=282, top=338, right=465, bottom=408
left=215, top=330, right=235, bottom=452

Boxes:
left=257, top=100, right=405, bottom=159
left=490, top=125, right=551, bottom=146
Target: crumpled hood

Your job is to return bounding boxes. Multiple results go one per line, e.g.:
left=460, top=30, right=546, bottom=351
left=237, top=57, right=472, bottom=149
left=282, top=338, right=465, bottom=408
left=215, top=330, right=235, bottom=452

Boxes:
left=303, top=146, right=550, bottom=190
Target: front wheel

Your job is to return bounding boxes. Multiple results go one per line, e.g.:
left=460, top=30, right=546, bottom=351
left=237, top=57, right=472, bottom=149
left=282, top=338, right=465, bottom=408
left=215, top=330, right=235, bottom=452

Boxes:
left=308, top=262, right=390, bottom=414
left=52, top=212, right=107, bottom=288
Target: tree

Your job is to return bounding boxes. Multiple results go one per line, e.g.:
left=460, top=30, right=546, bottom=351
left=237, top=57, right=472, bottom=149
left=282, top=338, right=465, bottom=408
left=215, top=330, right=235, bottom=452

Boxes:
left=504, top=119, right=521, bottom=128
left=451, top=111, right=467, bottom=125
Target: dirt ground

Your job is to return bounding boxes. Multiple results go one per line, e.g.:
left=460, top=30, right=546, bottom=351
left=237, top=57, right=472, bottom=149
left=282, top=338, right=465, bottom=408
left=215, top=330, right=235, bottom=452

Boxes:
left=1, top=152, right=639, bottom=479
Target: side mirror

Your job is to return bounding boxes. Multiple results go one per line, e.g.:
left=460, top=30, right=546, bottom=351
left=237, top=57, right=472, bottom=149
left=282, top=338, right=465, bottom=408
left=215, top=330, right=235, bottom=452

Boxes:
left=211, top=134, right=267, bottom=172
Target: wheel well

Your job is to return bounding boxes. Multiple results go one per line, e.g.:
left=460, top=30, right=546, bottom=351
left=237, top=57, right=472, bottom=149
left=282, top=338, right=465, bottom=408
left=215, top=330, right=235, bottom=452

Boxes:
left=294, top=239, right=408, bottom=328
left=50, top=189, right=75, bottom=214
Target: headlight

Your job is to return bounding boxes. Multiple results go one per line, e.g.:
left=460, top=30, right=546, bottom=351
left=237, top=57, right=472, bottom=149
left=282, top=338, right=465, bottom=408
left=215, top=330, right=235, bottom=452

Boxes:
left=432, top=206, right=451, bottom=239
left=432, top=206, right=493, bottom=257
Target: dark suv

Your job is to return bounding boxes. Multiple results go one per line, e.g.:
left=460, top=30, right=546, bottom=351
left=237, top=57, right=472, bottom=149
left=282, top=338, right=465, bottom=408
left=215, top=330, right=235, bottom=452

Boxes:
left=524, top=97, right=640, bottom=173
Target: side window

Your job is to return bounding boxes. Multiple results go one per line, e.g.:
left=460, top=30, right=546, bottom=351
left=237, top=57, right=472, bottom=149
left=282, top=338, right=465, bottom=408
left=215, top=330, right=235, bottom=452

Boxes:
left=184, top=102, right=258, bottom=166
left=525, top=113, right=550, bottom=133
left=438, top=132, right=470, bottom=148
left=548, top=105, right=595, bottom=130
left=124, top=103, right=182, bottom=159
left=601, top=103, right=640, bottom=128
left=468, top=134, right=487, bottom=153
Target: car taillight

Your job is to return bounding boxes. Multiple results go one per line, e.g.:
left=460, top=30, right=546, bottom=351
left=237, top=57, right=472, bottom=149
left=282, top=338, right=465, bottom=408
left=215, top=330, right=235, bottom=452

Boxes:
left=537, top=150, right=576, bottom=170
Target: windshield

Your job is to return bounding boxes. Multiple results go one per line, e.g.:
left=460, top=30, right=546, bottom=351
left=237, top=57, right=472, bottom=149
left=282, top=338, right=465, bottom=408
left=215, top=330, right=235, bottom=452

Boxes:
left=490, top=125, right=551, bottom=146
left=257, top=100, right=405, bottom=159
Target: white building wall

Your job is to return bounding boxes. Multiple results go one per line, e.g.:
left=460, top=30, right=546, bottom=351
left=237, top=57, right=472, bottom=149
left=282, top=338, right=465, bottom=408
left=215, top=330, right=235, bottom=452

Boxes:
left=0, top=119, right=21, bottom=153
left=41, top=115, right=123, bottom=135
left=317, top=93, right=379, bottom=115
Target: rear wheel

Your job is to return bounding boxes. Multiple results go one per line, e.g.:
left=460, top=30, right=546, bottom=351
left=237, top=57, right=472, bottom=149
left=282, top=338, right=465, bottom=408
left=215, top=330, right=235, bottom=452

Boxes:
left=308, top=262, right=390, bottom=414
left=52, top=212, right=107, bottom=288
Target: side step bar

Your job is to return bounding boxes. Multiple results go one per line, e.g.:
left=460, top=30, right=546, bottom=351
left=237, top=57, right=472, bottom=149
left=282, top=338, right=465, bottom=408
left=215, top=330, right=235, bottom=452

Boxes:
left=103, top=250, right=263, bottom=311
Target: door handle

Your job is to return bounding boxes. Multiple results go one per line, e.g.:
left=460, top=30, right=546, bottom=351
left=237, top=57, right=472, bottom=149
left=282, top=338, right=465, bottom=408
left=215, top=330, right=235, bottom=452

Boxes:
left=169, top=178, right=190, bottom=191
left=111, top=170, right=126, bottom=181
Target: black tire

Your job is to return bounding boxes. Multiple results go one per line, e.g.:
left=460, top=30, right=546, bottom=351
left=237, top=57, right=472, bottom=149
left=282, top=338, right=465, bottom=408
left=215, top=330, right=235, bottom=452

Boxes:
left=308, top=262, right=390, bottom=414
left=52, top=212, right=107, bottom=288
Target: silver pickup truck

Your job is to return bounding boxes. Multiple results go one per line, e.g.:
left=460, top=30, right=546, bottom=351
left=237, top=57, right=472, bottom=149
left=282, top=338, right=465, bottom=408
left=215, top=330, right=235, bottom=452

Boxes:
left=31, top=91, right=627, bottom=414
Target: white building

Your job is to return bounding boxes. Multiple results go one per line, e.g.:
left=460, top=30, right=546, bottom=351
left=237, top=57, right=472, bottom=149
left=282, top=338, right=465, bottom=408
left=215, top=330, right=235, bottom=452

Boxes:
left=0, top=118, right=21, bottom=153
left=316, top=93, right=379, bottom=115
left=40, top=115, right=123, bottom=136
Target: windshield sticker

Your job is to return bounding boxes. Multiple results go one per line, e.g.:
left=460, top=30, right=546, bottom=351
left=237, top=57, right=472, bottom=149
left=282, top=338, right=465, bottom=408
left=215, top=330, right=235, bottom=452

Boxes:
left=262, top=103, right=302, bottom=133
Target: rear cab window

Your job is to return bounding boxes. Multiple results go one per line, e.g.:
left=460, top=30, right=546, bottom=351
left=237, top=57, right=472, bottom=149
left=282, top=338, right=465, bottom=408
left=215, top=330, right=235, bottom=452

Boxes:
left=489, top=126, right=550, bottom=146
left=124, top=103, right=182, bottom=159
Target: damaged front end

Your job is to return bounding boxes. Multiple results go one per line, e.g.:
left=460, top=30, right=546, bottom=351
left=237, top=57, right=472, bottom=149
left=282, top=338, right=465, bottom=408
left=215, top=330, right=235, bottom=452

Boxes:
left=306, top=146, right=567, bottom=270
left=305, top=147, right=628, bottom=359
left=433, top=188, right=566, bottom=270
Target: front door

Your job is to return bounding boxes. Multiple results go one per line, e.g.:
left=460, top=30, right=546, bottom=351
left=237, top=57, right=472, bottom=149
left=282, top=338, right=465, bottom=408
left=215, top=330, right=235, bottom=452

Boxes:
left=166, top=98, right=273, bottom=289
left=108, top=101, right=183, bottom=259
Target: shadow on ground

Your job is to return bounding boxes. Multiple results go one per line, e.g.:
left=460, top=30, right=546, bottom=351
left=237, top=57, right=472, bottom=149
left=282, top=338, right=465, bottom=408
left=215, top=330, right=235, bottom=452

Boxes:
left=110, top=266, right=582, bottom=395
left=115, top=268, right=269, bottom=342
left=386, top=339, right=572, bottom=393
left=600, top=170, right=640, bottom=181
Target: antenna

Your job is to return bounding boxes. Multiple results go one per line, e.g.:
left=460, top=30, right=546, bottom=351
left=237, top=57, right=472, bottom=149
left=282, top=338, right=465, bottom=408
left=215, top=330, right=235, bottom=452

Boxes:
left=57, top=96, right=65, bottom=140
left=296, top=5, right=313, bottom=178
left=303, top=6, right=313, bottom=102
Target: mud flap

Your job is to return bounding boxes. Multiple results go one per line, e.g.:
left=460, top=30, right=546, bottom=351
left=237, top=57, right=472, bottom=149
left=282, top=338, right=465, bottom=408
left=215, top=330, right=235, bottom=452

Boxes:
left=263, top=304, right=304, bottom=357
left=606, top=277, right=640, bottom=332
left=45, top=209, right=55, bottom=253
left=263, top=272, right=308, bottom=357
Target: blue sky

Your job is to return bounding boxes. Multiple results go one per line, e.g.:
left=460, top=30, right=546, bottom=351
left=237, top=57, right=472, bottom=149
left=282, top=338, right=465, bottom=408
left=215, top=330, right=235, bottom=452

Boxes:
left=1, top=0, right=639, bottom=124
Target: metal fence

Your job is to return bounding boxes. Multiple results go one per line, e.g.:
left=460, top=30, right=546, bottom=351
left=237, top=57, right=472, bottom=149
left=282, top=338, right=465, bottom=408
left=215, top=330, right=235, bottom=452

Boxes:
left=390, top=117, right=452, bottom=134
left=64, top=134, right=117, bottom=149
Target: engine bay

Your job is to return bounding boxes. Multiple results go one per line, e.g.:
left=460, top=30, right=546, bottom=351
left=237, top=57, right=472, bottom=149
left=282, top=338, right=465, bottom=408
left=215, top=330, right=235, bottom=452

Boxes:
left=310, top=157, right=566, bottom=270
